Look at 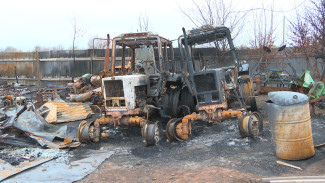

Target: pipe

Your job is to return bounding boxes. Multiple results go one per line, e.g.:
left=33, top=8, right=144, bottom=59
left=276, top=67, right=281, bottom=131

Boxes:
left=36, top=51, right=40, bottom=86
left=67, top=82, right=83, bottom=89
left=104, top=34, right=110, bottom=73
left=69, top=92, right=93, bottom=102
left=121, top=44, right=126, bottom=75
left=182, top=27, right=194, bottom=76
left=90, top=75, right=101, bottom=86
left=89, top=105, right=102, bottom=117
left=221, top=110, right=242, bottom=120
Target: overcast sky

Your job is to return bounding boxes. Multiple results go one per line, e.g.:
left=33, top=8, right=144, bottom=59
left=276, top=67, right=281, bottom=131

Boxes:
left=0, top=0, right=308, bottom=51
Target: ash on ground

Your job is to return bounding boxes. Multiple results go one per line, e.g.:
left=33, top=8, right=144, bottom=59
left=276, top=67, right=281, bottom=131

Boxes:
left=0, top=147, right=72, bottom=165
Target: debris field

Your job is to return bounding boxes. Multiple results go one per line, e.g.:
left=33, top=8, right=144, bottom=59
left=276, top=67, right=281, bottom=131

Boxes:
left=1, top=25, right=325, bottom=183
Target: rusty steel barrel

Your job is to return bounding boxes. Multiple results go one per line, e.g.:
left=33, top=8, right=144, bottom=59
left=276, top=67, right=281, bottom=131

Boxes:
left=266, top=91, right=315, bottom=160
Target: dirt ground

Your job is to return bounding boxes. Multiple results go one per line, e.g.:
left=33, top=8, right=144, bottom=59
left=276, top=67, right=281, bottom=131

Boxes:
left=75, top=94, right=325, bottom=183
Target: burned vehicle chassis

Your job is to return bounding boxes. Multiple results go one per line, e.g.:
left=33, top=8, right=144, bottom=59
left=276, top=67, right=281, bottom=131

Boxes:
left=97, top=32, right=196, bottom=146
left=166, top=26, right=263, bottom=141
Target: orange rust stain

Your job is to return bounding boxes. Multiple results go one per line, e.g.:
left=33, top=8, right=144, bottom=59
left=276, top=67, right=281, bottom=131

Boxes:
left=0, top=62, right=37, bottom=77
left=61, top=138, right=73, bottom=146
left=0, top=52, right=36, bottom=60
left=273, top=103, right=314, bottom=160
left=0, top=63, right=16, bottom=76
left=18, top=63, right=36, bottom=76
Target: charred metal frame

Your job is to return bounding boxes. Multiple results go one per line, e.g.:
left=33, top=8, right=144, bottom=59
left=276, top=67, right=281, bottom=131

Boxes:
left=166, top=26, right=262, bottom=141
left=90, top=35, right=110, bottom=74
left=98, top=32, right=184, bottom=146
left=109, top=32, right=174, bottom=76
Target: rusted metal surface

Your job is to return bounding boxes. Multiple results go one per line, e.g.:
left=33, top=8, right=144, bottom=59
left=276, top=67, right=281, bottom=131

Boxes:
left=0, top=61, right=37, bottom=78
left=103, top=109, right=143, bottom=127
left=255, top=76, right=261, bottom=95
left=103, top=34, right=110, bottom=73
left=89, top=105, right=102, bottom=117
left=106, top=108, right=142, bottom=116
left=90, top=75, right=101, bottom=86
left=67, top=82, right=84, bottom=89
left=127, top=116, right=148, bottom=126
left=78, top=120, right=100, bottom=143
left=121, top=45, right=126, bottom=75
left=109, top=32, right=172, bottom=76
left=266, top=92, right=315, bottom=160
left=238, top=111, right=263, bottom=138
left=197, top=103, right=227, bottom=123
left=2, top=95, right=15, bottom=108
left=239, top=77, right=257, bottom=111
left=99, top=32, right=181, bottom=146
left=0, top=158, right=53, bottom=182
left=35, top=91, right=55, bottom=103
left=221, top=110, right=242, bottom=120
left=141, top=121, right=162, bottom=146
left=0, top=105, right=80, bottom=148
left=38, top=101, right=94, bottom=123
left=69, top=91, right=93, bottom=102
left=260, top=86, right=289, bottom=94
left=255, top=176, right=325, bottom=183
left=167, top=114, right=203, bottom=141
left=0, top=52, right=36, bottom=60
left=36, top=51, right=40, bottom=86
left=168, top=26, right=264, bottom=142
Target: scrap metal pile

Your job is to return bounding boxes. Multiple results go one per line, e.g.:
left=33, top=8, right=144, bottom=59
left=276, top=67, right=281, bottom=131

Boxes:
left=2, top=25, right=324, bottom=181
left=1, top=26, right=264, bottom=150
left=0, top=79, right=102, bottom=149
left=89, top=26, right=263, bottom=146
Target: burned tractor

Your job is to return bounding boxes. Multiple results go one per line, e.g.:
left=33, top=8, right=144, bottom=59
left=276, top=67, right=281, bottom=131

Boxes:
left=166, top=26, right=263, bottom=141
left=95, top=32, right=195, bottom=146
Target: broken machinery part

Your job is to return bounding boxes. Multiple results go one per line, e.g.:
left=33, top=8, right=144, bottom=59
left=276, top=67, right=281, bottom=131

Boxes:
left=238, top=112, right=263, bottom=138
left=141, top=121, right=162, bottom=146
left=78, top=120, right=101, bottom=143
left=167, top=110, right=263, bottom=141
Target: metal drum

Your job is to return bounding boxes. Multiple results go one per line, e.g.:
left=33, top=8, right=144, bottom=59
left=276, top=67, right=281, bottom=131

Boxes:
left=266, top=91, right=315, bottom=160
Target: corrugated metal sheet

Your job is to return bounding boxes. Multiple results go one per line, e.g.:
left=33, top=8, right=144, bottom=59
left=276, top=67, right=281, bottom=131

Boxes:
left=0, top=49, right=315, bottom=87
left=40, top=101, right=94, bottom=123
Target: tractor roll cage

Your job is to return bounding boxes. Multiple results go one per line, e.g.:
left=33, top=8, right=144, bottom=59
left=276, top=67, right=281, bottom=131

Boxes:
left=110, top=32, right=174, bottom=76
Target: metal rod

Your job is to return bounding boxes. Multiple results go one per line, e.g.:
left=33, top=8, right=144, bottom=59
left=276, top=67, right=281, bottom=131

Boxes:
left=121, top=44, right=126, bottom=75
left=104, top=34, right=110, bottom=73
left=36, top=51, right=40, bottom=86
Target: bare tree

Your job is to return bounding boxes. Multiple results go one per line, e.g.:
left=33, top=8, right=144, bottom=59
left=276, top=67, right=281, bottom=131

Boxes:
left=138, top=12, right=151, bottom=32
left=4, top=46, right=18, bottom=52
left=88, top=35, right=107, bottom=49
left=308, top=0, right=325, bottom=80
left=289, top=10, right=313, bottom=72
left=70, top=16, right=86, bottom=81
left=179, top=0, right=247, bottom=63
left=289, top=0, right=325, bottom=80
left=52, top=45, right=64, bottom=51
left=34, top=45, right=50, bottom=52
left=179, top=0, right=247, bottom=40
left=249, top=1, right=275, bottom=49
